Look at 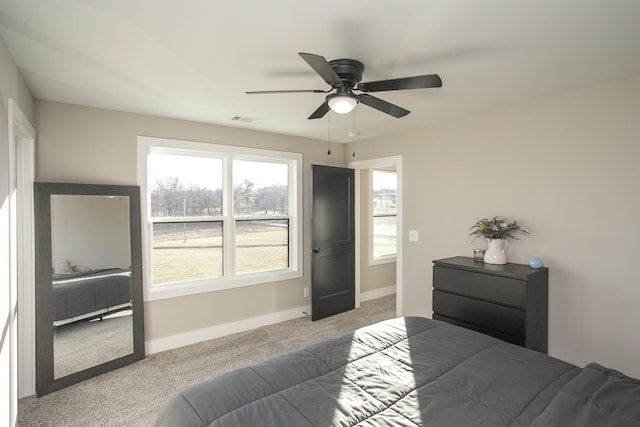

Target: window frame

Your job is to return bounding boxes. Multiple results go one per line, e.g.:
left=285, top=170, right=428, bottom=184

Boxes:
left=369, top=168, right=398, bottom=265
left=138, top=136, right=303, bottom=301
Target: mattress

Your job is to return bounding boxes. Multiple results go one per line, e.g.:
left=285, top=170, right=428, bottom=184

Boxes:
left=157, top=317, right=640, bottom=426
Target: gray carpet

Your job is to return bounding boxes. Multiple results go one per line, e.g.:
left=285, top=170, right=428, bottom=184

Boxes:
left=18, top=295, right=395, bottom=426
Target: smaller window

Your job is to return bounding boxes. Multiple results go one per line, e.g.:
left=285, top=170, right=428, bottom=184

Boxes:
left=371, top=169, right=397, bottom=263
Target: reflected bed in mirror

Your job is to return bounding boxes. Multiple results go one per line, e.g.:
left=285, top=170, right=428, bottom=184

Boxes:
left=35, top=183, right=145, bottom=396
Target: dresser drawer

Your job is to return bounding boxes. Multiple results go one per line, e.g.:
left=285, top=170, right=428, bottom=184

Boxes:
left=433, top=290, right=525, bottom=337
left=433, top=266, right=526, bottom=308
left=433, top=314, right=526, bottom=347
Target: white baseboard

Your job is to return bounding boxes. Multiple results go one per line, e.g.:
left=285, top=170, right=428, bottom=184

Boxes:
left=361, top=285, right=396, bottom=302
left=146, top=304, right=311, bottom=355
left=146, top=286, right=396, bottom=355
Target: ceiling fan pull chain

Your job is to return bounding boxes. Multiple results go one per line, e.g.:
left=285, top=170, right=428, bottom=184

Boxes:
left=327, top=111, right=332, bottom=155
left=352, top=110, right=356, bottom=157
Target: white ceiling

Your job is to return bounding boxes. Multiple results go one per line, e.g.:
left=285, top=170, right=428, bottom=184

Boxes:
left=2, top=0, right=640, bottom=143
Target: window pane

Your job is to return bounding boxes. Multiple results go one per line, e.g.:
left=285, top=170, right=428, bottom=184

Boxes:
left=372, top=170, right=397, bottom=216
left=235, top=220, right=288, bottom=274
left=233, top=160, right=288, bottom=216
left=373, top=216, right=397, bottom=258
left=152, top=221, right=223, bottom=284
left=150, top=153, right=223, bottom=218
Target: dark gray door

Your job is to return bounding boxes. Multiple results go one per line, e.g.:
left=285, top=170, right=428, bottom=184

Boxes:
left=311, top=165, right=355, bottom=321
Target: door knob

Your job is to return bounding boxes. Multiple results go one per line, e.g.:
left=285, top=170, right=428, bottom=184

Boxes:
left=311, top=248, right=320, bottom=253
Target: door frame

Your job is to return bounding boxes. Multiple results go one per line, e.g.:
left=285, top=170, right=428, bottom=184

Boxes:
left=349, top=155, right=402, bottom=317
left=9, top=99, right=36, bottom=407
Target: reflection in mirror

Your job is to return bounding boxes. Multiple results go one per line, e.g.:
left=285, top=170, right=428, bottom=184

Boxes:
left=50, top=195, right=133, bottom=378
left=35, top=182, right=144, bottom=397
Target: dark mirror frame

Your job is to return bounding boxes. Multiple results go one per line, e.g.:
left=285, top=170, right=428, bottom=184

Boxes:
left=34, top=182, right=145, bottom=396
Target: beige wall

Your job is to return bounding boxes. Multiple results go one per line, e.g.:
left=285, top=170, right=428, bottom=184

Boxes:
left=359, top=169, right=396, bottom=294
left=1, top=35, right=34, bottom=424
left=354, top=75, right=640, bottom=378
left=35, top=100, right=346, bottom=344
left=28, top=71, right=640, bottom=379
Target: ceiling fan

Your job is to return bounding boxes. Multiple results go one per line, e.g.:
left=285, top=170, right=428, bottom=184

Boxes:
left=246, top=52, right=442, bottom=119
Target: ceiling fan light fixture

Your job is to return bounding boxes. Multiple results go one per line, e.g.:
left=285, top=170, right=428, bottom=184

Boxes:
left=327, top=93, right=358, bottom=114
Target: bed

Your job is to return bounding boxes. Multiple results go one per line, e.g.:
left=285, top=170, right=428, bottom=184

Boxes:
left=52, top=268, right=132, bottom=326
left=156, top=316, right=640, bottom=427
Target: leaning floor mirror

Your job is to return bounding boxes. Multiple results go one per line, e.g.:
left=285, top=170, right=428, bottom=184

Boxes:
left=34, top=182, right=145, bottom=396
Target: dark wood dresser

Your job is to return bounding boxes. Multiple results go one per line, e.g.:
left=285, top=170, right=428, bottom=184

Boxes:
left=432, top=256, right=548, bottom=353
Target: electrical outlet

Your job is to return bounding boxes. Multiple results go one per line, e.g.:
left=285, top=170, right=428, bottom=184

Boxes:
left=304, top=287, right=310, bottom=298
left=409, top=230, right=419, bottom=242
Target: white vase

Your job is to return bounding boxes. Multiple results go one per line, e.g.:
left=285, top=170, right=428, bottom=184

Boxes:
left=484, top=239, right=508, bottom=264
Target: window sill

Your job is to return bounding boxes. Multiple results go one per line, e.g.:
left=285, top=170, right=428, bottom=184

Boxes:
left=144, top=268, right=303, bottom=302
left=369, top=256, right=397, bottom=266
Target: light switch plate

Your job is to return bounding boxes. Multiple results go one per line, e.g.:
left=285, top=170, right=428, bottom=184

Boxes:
left=409, top=230, right=419, bottom=242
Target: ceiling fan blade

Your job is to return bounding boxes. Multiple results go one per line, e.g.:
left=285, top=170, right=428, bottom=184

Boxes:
left=246, top=89, right=326, bottom=94
left=308, top=102, right=330, bottom=120
left=356, top=74, right=442, bottom=92
left=358, top=94, right=410, bottom=118
left=299, top=52, right=343, bottom=87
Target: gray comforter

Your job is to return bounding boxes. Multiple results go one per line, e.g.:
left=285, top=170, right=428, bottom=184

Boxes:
left=156, top=317, right=640, bottom=426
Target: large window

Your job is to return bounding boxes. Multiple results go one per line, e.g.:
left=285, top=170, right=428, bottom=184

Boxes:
left=371, top=169, right=397, bottom=263
left=138, top=137, right=302, bottom=300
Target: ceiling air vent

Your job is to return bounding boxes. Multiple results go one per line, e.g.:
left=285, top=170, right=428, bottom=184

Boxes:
left=231, top=116, right=262, bottom=124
